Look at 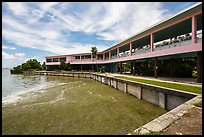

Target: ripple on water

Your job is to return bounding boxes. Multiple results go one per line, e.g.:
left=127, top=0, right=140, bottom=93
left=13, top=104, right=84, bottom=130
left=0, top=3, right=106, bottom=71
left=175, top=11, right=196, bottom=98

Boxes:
left=2, top=81, right=61, bottom=106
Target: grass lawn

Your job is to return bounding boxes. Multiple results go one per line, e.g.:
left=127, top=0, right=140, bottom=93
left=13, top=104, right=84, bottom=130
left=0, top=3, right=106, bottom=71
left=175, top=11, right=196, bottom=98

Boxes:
left=195, top=101, right=202, bottom=108
left=115, top=76, right=202, bottom=94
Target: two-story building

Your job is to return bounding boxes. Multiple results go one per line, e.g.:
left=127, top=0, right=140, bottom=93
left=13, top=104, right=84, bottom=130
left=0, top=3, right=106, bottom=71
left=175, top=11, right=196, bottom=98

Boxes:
left=45, top=2, right=202, bottom=82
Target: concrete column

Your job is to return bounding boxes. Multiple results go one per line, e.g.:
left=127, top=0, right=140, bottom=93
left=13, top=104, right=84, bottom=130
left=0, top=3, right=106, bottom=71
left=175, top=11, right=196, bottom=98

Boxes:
left=159, top=92, right=165, bottom=109
left=133, top=62, right=136, bottom=76
left=80, top=55, right=82, bottom=62
left=81, top=65, right=83, bottom=71
left=91, top=54, right=93, bottom=61
left=192, top=16, right=197, bottom=43
left=120, top=62, right=122, bottom=74
left=130, top=42, right=132, bottom=56
left=150, top=33, right=154, bottom=52
left=103, top=53, right=105, bottom=60
left=117, top=47, right=120, bottom=58
left=197, top=51, right=202, bottom=83
left=154, top=58, right=158, bottom=78
left=109, top=51, right=111, bottom=60
left=124, top=83, right=127, bottom=93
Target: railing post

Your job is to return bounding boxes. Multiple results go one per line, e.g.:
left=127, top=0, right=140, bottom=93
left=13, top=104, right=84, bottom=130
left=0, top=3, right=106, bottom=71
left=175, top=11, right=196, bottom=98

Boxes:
left=192, top=15, right=197, bottom=43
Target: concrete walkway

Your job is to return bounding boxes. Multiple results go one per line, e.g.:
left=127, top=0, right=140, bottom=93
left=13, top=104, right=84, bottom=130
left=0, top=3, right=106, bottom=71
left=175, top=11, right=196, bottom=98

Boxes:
left=104, top=73, right=202, bottom=87
left=161, top=106, right=202, bottom=135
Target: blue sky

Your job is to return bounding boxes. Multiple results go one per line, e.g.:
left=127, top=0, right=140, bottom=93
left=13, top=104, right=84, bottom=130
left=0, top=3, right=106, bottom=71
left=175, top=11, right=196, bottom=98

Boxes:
left=2, top=2, right=197, bottom=68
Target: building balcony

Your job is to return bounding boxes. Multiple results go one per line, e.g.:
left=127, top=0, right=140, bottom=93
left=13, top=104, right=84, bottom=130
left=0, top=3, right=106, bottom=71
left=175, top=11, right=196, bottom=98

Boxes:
left=45, top=62, right=61, bottom=65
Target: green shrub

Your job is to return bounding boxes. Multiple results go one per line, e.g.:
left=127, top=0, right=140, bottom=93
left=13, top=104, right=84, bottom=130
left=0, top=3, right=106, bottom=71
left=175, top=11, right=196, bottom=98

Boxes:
left=98, top=66, right=105, bottom=73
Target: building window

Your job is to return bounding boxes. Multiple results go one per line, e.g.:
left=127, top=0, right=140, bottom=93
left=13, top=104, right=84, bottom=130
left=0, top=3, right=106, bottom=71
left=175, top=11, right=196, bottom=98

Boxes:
left=75, top=56, right=80, bottom=59
left=53, top=58, right=59, bottom=62
left=46, top=58, right=52, bottom=62
left=60, top=57, right=66, bottom=62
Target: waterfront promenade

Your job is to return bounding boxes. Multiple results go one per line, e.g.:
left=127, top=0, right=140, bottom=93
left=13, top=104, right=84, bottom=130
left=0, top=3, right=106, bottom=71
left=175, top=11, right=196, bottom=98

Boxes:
left=105, top=73, right=202, bottom=87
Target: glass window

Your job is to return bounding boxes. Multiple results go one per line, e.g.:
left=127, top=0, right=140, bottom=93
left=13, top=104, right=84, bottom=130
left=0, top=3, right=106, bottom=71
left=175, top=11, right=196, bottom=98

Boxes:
left=75, top=56, right=80, bottom=59
left=53, top=58, right=59, bottom=62
left=60, top=57, right=66, bottom=62
left=46, top=58, right=52, bottom=62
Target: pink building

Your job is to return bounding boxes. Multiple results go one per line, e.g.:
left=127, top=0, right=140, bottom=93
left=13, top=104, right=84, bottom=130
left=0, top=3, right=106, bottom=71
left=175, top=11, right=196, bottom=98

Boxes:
left=45, top=2, right=202, bottom=82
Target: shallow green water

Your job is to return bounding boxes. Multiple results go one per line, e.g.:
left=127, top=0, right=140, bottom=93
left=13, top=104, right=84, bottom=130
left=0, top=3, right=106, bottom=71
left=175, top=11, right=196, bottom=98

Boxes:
left=2, top=76, right=167, bottom=135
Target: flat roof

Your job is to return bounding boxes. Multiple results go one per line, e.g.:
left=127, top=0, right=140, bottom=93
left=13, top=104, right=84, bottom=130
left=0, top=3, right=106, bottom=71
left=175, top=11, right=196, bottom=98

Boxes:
left=46, top=2, right=202, bottom=58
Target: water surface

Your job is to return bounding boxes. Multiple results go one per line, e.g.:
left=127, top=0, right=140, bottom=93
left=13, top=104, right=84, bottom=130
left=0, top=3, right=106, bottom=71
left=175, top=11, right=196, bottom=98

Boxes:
left=2, top=69, right=167, bottom=135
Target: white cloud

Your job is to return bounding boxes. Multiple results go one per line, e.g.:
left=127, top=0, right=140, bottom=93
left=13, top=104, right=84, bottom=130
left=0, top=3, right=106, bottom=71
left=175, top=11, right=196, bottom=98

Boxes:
left=15, top=52, right=26, bottom=57
left=2, top=2, right=172, bottom=57
left=2, top=51, right=15, bottom=59
left=6, top=2, right=29, bottom=16
left=2, top=45, right=16, bottom=50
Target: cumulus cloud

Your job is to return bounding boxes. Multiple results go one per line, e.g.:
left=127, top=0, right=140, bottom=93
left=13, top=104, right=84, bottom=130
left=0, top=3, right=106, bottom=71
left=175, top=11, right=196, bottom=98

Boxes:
left=2, top=2, right=172, bottom=56
left=2, top=45, right=16, bottom=50
left=2, top=51, right=15, bottom=59
left=15, top=52, right=26, bottom=57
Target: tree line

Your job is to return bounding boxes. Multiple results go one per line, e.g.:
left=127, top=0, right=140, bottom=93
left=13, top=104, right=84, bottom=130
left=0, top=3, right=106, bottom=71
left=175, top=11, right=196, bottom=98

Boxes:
left=10, top=59, right=46, bottom=74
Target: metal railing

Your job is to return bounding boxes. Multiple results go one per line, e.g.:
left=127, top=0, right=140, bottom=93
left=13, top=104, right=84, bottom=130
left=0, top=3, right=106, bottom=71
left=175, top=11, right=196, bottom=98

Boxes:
left=119, top=52, right=130, bottom=58
left=111, top=55, right=117, bottom=59
left=69, top=32, right=202, bottom=62
left=197, top=32, right=202, bottom=43
left=154, top=37, right=192, bottom=51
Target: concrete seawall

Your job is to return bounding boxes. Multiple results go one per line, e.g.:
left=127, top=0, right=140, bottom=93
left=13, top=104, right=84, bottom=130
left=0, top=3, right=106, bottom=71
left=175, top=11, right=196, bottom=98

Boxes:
left=23, top=71, right=201, bottom=134
left=23, top=71, right=198, bottom=111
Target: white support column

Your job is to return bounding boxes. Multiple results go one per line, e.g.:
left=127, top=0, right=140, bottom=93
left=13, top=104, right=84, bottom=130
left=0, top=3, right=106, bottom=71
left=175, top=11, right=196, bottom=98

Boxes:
left=109, top=51, right=111, bottom=60
left=91, top=54, right=93, bottom=61
left=192, top=15, right=197, bottom=43
left=130, top=42, right=132, bottom=56
left=103, top=53, right=105, bottom=60
left=150, top=33, right=154, bottom=52
left=80, top=55, right=82, bottom=62
left=117, top=48, right=120, bottom=58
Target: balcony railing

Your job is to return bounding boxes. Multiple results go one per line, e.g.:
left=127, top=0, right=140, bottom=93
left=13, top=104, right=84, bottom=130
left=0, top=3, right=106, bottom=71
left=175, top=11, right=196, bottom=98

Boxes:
left=135, top=47, right=151, bottom=55
left=119, top=52, right=130, bottom=58
left=111, top=55, right=117, bottom=59
left=65, top=32, right=202, bottom=63
left=197, top=32, right=202, bottom=43
left=154, top=33, right=194, bottom=51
